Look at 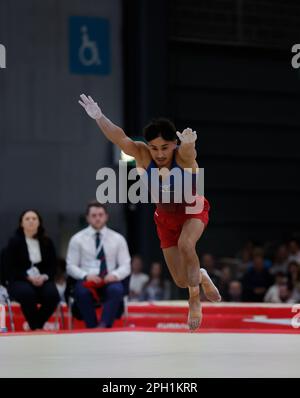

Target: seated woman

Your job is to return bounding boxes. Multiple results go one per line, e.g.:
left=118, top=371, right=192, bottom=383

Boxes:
left=5, top=209, right=60, bottom=330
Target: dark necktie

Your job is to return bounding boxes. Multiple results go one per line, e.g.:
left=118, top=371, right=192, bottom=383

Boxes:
left=95, top=232, right=107, bottom=278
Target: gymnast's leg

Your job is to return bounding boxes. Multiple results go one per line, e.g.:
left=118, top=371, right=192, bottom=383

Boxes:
left=162, top=219, right=220, bottom=330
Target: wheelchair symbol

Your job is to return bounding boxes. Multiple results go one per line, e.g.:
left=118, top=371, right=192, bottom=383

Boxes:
left=79, top=25, right=101, bottom=67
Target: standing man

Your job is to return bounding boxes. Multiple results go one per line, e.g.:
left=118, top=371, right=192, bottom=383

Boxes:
left=78, top=94, right=221, bottom=331
left=66, top=201, right=131, bottom=328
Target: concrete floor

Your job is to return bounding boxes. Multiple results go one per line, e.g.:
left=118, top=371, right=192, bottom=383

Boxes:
left=0, top=331, right=299, bottom=378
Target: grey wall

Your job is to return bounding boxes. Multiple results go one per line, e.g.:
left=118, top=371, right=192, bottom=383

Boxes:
left=0, top=0, right=125, bottom=256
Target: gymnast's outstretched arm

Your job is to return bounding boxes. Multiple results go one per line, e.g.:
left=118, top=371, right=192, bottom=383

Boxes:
left=79, top=94, right=145, bottom=159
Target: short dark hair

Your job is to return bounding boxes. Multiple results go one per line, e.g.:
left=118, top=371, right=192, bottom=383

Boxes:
left=143, top=118, right=177, bottom=142
left=86, top=200, right=108, bottom=216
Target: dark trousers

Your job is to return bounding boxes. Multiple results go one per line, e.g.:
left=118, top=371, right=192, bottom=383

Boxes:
left=74, top=281, right=124, bottom=328
left=9, top=280, right=60, bottom=330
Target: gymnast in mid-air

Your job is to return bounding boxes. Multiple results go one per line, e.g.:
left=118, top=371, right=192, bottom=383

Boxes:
left=79, top=94, right=221, bottom=330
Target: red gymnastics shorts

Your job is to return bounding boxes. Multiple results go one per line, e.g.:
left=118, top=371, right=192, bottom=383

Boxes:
left=154, top=196, right=210, bottom=249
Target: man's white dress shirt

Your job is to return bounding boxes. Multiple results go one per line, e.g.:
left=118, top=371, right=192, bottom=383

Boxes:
left=66, top=225, right=131, bottom=281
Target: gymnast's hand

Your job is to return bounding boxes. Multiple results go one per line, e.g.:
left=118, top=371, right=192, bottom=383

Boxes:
left=79, top=94, right=103, bottom=120
left=176, top=127, right=197, bottom=144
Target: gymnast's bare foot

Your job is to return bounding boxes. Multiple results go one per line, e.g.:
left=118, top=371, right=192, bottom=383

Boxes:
left=200, top=268, right=221, bottom=302
left=188, top=293, right=202, bottom=331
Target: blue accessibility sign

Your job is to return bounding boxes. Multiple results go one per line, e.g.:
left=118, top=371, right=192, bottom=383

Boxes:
left=69, top=16, right=110, bottom=75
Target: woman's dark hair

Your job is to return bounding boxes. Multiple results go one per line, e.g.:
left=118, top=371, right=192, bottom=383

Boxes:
left=17, top=209, right=46, bottom=240
left=143, top=118, right=177, bottom=142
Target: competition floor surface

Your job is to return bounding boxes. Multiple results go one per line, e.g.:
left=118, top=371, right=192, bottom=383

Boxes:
left=0, top=330, right=300, bottom=377
left=1, top=301, right=300, bottom=378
